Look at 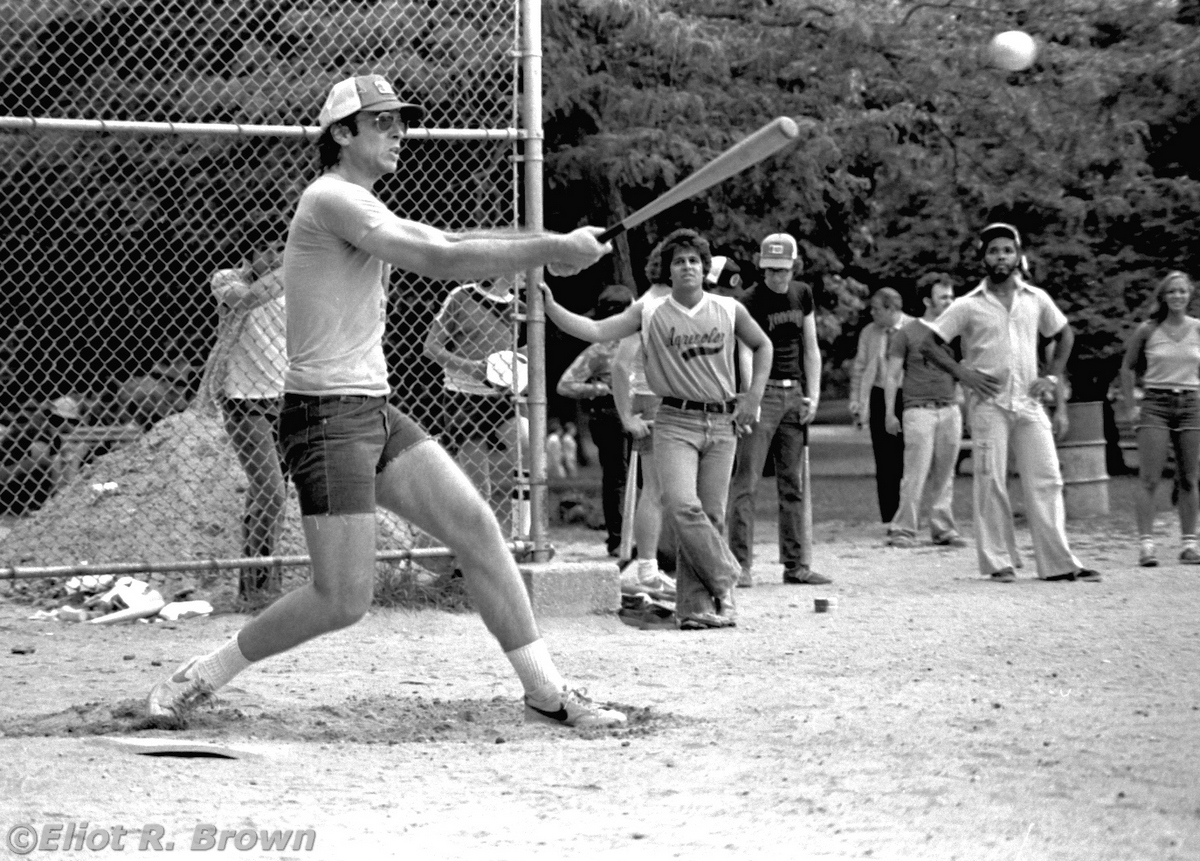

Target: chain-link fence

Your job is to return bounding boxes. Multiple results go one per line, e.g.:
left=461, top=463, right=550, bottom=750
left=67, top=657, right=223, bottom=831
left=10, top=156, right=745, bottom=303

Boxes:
left=0, top=0, right=541, bottom=597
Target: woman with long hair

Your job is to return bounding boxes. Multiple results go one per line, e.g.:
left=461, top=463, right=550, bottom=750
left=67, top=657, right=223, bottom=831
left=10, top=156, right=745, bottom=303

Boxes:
left=1119, top=271, right=1200, bottom=567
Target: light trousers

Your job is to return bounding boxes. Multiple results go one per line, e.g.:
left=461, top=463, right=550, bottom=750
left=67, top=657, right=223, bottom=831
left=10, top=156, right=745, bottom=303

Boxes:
left=969, top=400, right=1081, bottom=577
left=888, top=404, right=961, bottom=540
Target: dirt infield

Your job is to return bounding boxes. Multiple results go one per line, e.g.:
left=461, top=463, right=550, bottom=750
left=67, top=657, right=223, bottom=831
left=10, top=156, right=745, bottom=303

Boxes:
left=2, top=480, right=1198, bottom=860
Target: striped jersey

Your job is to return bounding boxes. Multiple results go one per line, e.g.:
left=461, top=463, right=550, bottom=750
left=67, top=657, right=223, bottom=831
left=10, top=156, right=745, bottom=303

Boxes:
left=641, top=291, right=739, bottom=402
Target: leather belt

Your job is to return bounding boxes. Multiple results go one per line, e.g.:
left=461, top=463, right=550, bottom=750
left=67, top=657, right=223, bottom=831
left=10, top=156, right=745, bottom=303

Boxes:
left=1146, top=387, right=1196, bottom=396
left=908, top=400, right=956, bottom=409
left=766, top=378, right=801, bottom=388
left=662, top=397, right=738, bottom=414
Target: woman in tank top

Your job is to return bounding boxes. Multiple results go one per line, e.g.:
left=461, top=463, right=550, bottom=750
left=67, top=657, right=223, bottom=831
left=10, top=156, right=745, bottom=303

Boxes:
left=1119, top=271, right=1200, bottom=567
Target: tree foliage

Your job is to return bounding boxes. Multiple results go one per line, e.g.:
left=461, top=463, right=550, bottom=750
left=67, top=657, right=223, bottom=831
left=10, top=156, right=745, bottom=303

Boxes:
left=541, top=0, right=1200, bottom=397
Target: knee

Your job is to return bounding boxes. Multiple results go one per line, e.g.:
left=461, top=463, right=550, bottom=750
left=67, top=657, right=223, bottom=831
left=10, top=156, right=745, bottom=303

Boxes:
left=315, top=585, right=373, bottom=631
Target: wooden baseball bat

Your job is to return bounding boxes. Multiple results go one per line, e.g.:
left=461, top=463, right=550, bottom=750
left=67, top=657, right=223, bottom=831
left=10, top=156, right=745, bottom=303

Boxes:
left=618, top=445, right=640, bottom=562
left=799, top=422, right=813, bottom=569
left=597, top=117, right=803, bottom=244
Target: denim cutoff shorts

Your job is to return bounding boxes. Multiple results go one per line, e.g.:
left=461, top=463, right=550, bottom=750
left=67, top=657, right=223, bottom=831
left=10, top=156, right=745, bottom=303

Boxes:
left=1138, top=387, right=1200, bottom=433
left=279, top=394, right=430, bottom=516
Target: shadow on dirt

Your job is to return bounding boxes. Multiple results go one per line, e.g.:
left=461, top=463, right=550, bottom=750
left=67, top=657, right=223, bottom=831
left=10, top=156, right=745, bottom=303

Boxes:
left=0, top=695, right=686, bottom=744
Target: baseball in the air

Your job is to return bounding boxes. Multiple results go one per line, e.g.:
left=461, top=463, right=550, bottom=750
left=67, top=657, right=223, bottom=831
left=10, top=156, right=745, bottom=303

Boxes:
left=988, top=30, right=1038, bottom=72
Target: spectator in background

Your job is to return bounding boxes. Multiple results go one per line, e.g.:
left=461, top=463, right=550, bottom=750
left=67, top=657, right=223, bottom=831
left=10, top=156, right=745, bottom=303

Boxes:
left=925, top=222, right=1100, bottom=583
left=0, top=397, right=81, bottom=515
left=1118, top=270, right=1200, bottom=567
left=424, top=272, right=530, bottom=537
left=202, top=231, right=288, bottom=599
left=726, top=233, right=828, bottom=587
left=611, top=244, right=673, bottom=585
left=850, top=287, right=913, bottom=523
left=882, top=273, right=968, bottom=549
left=556, top=284, right=636, bottom=556
left=705, top=255, right=744, bottom=300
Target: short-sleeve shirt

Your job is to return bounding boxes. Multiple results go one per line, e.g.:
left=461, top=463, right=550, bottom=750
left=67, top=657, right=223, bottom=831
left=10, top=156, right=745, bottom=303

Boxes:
left=641, top=292, right=739, bottom=402
left=889, top=319, right=958, bottom=406
left=432, top=284, right=526, bottom=396
left=210, top=268, right=286, bottom=400
left=928, top=278, right=1067, bottom=412
left=739, top=280, right=814, bottom=384
left=283, top=173, right=395, bottom=396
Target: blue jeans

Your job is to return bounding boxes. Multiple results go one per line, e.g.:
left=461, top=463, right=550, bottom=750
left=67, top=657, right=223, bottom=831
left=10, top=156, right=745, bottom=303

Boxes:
left=727, top=385, right=808, bottom=572
left=653, top=405, right=740, bottom=618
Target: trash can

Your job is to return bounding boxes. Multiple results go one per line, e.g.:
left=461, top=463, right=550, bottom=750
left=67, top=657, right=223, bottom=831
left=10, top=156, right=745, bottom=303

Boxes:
left=1057, top=401, right=1110, bottom=518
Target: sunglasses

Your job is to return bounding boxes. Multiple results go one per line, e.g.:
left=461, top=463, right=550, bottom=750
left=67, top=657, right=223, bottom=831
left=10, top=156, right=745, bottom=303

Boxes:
left=363, top=111, right=408, bottom=133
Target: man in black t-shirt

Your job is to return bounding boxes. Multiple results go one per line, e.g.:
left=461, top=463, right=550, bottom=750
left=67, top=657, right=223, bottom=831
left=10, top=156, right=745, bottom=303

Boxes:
left=726, top=233, right=830, bottom=586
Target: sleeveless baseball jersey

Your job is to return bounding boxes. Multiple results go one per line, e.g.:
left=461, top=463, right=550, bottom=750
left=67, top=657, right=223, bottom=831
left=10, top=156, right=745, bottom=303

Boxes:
left=283, top=173, right=394, bottom=396
left=641, top=291, right=739, bottom=402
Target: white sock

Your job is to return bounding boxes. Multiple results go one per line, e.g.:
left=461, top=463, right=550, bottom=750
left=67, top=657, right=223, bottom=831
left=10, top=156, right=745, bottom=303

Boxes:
left=1183, top=534, right=1197, bottom=552
left=1140, top=534, right=1155, bottom=553
left=193, top=637, right=252, bottom=691
left=505, top=639, right=566, bottom=704
left=637, top=558, right=660, bottom=580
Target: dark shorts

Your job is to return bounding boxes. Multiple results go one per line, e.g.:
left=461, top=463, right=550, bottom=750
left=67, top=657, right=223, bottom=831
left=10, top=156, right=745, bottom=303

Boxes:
left=441, top=390, right=517, bottom=453
left=278, top=394, right=430, bottom=516
left=1138, top=388, right=1200, bottom=433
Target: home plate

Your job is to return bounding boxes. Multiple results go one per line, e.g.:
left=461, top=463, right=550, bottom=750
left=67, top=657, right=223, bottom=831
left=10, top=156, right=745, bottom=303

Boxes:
left=93, top=737, right=254, bottom=759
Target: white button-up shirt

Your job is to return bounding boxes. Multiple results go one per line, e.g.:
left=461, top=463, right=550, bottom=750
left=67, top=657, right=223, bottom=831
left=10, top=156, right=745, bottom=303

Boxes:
left=928, top=277, right=1068, bottom=412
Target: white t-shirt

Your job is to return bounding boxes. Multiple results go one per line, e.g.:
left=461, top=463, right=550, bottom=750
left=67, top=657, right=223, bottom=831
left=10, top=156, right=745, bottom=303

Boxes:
left=209, top=268, right=286, bottom=400
left=282, top=173, right=395, bottom=396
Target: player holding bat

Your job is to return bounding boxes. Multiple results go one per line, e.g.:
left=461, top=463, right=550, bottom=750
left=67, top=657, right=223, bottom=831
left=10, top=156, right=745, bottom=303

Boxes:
left=148, top=74, right=625, bottom=729
left=725, top=233, right=829, bottom=588
left=542, top=229, right=773, bottom=630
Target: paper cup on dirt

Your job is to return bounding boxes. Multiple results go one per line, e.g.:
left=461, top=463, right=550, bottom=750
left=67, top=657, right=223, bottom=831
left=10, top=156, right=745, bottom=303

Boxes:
left=814, top=597, right=837, bottom=613
left=485, top=350, right=529, bottom=395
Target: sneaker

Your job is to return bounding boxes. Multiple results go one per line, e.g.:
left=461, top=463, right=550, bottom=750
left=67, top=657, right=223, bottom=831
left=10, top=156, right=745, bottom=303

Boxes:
left=736, top=569, right=754, bottom=588
left=1180, top=547, right=1200, bottom=565
left=783, top=566, right=832, bottom=585
left=989, top=567, right=1016, bottom=583
left=934, top=534, right=969, bottom=548
left=888, top=534, right=917, bottom=548
left=524, top=687, right=627, bottom=729
left=1139, top=549, right=1159, bottom=567
left=146, top=656, right=215, bottom=720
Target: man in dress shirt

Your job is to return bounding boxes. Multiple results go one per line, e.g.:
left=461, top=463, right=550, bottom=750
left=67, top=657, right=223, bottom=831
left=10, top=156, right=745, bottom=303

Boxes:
left=850, top=287, right=912, bottom=523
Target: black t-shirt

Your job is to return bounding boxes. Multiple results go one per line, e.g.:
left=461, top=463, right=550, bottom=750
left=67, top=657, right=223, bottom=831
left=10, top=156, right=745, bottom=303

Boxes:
left=739, top=280, right=815, bottom=384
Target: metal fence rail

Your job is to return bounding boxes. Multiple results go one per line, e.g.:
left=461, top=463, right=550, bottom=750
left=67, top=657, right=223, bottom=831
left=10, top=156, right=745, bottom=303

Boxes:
left=0, top=0, right=543, bottom=594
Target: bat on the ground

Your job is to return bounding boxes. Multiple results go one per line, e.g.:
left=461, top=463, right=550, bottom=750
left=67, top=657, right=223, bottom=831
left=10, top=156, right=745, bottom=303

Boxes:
left=597, top=117, right=803, bottom=244
left=618, top=444, right=640, bottom=563
left=799, top=422, right=813, bottom=570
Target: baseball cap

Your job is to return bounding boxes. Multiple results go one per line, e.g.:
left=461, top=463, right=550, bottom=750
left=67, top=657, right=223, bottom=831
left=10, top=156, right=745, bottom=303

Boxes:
left=588, top=284, right=635, bottom=318
left=979, top=222, right=1022, bottom=250
left=705, top=256, right=743, bottom=291
left=758, top=233, right=798, bottom=269
left=318, top=75, right=424, bottom=131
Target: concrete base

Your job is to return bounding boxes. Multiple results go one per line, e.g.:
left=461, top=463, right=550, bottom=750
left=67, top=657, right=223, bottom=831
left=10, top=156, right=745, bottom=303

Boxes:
left=519, top=560, right=619, bottom=617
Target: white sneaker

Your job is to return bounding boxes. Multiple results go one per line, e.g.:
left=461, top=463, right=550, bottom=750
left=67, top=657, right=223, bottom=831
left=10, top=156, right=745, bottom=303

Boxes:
left=147, top=656, right=216, bottom=719
left=524, top=687, right=627, bottom=728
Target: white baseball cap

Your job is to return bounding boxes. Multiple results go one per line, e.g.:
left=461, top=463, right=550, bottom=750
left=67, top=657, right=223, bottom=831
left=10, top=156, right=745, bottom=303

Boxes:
left=318, top=74, right=424, bottom=131
left=758, top=233, right=798, bottom=269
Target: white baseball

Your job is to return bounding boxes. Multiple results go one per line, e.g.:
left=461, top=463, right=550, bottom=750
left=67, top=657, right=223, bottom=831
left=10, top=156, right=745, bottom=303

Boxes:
left=989, top=30, right=1037, bottom=72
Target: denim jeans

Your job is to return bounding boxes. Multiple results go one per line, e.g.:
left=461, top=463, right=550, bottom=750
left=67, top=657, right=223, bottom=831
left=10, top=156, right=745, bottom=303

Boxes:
left=888, top=404, right=962, bottom=540
left=970, top=399, right=1081, bottom=577
left=727, top=384, right=808, bottom=572
left=653, top=404, right=740, bottom=618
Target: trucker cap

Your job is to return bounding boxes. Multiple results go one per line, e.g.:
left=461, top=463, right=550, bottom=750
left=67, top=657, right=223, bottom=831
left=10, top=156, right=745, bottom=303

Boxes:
left=758, top=233, right=798, bottom=269
left=318, top=74, right=425, bottom=131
